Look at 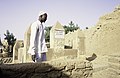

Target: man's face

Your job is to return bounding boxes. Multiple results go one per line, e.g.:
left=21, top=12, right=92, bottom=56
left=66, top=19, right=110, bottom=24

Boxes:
left=39, top=13, right=47, bottom=23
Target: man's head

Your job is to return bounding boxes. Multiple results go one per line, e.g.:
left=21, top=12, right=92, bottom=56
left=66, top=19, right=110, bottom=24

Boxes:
left=38, top=12, right=47, bottom=23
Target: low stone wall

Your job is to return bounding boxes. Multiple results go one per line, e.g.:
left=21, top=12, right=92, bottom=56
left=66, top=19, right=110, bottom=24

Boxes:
left=0, top=60, right=93, bottom=78
left=0, top=57, right=12, bottom=64
left=46, top=48, right=78, bottom=61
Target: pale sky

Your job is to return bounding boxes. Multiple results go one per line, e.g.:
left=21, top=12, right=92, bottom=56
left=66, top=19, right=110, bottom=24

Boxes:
left=0, top=0, right=120, bottom=40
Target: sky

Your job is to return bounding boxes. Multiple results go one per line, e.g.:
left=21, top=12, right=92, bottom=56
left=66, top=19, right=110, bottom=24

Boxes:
left=0, top=0, right=120, bottom=40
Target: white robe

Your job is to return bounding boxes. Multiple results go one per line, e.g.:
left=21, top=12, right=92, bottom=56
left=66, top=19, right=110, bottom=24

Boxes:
left=28, top=20, right=48, bottom=61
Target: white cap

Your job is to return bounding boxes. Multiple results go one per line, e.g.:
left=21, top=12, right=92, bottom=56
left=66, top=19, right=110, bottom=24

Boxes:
left=38, top=11, right=46, bottom=17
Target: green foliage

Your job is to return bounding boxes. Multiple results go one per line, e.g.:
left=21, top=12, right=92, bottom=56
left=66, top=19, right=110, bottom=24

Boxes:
left=4, top=30, right=16, bottom=46
left=45, top=26, right=52, bottom=42
left=64, top=21, right=79, bottom=34
left=4, top=30, right=16, bottom=56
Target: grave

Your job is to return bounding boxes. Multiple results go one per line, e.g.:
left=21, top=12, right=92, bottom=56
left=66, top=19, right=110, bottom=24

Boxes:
left=12, top=22, right=86, bottom=63
left=50, top=21, right=65, bottom=59
left=12, top=40, right=24, bottom=63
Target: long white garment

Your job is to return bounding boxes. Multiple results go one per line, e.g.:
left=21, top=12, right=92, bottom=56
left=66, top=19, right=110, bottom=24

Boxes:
left=28, top=20, right=48, bottom=61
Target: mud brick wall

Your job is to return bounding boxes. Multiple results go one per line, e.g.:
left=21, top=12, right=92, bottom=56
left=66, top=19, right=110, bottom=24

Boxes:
left=0, top=60, right=93, bottom=78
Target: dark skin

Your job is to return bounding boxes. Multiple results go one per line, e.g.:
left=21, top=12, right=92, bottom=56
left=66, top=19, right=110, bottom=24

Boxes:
left=39, top=13, right=47, bottom=23
left=32, top=13, right=47, bottom=62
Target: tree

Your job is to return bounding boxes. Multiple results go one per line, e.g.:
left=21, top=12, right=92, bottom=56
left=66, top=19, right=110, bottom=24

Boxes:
left=4, top=30, right=16, bottom=57
left=69, top=21, right=75, bottom=27
left=64, top=21, right=79, bottom=34
left=45, top=26, right=52, bottom=42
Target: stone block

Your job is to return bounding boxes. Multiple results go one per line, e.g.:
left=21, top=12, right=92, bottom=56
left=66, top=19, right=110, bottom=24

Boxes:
left=46, top=48, right=53, bottom=61
left=86, top=62, right=92, bottom=68
left=83, top=70, right=92, bottom=78
left=64, top=29, right=85, bottom=56
left=65, top=65, right=75, bottom=71
left=13, top=40, right=24, bottom=63
left=50, top=21, right=65, bottom=49
left=75, top=62, right=86, bottom=69
left=64, top=49, right=77, bottom=57
left=71, top=69, right=83, bottom=77
left=23, top=25, right=31, bottom=63
left=18, top=48, right=24, bottom=63
left=62, top=71, right=71, bottom=76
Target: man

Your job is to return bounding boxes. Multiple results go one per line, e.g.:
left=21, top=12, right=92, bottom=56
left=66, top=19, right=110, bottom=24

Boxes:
left=28, top=11, right=48, bottom=62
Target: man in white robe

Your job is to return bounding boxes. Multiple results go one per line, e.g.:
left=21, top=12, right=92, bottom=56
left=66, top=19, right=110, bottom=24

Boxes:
left=28, top=11, right=48, bottom=62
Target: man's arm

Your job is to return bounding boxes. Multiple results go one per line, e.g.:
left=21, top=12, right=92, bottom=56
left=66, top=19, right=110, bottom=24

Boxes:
left=28, top=22, right=38, bottom=55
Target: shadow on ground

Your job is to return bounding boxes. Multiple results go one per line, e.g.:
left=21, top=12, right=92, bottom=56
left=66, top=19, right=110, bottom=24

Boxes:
left=0, top=63, right=69, bottom=78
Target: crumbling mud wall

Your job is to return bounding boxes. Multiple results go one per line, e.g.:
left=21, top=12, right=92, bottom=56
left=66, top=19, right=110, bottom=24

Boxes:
left=85, top=5, right=120, bottom=55
left=0, top=60, right=93, bottom=78
left=83, top=5, right=120, bottom=78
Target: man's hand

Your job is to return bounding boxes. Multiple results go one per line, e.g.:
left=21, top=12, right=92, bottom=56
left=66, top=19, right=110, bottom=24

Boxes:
left=31, top=55, right=36, bottom=62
